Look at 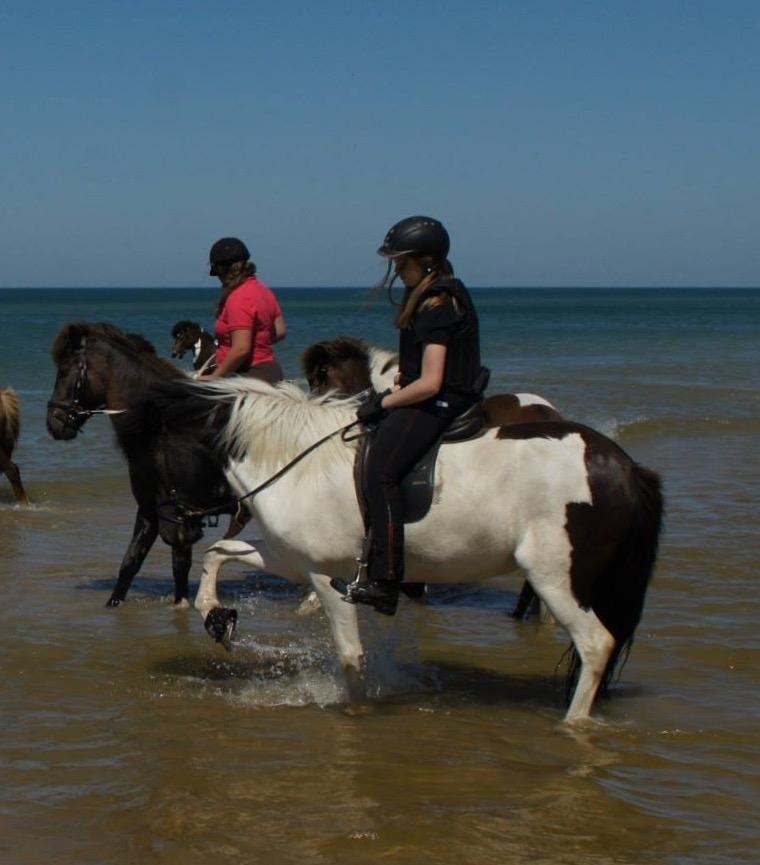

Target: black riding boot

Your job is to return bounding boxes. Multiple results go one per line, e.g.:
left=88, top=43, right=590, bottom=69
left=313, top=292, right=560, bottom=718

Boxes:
left=332, top=578, right=400, bottom=616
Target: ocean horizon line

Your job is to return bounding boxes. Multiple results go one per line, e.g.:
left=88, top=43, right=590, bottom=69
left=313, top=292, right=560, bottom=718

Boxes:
left=2, top=284, right=759, bottom=292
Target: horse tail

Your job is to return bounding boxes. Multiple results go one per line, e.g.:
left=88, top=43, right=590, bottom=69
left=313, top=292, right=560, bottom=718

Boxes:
left=568, top=463, right=664, bottom=698
left=0, top=387, right=21, bottom=453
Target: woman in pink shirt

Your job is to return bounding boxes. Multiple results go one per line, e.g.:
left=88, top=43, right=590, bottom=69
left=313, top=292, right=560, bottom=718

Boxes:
left=203, top=237, right=287, bottom=383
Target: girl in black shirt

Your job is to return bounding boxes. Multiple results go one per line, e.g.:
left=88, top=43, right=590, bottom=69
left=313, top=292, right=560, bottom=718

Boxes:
left=336, top=216, right=482, bottom=615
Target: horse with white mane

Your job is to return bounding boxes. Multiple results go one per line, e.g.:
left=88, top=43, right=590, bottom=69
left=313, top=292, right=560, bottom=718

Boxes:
left=164, top=374, right=662, bottom=723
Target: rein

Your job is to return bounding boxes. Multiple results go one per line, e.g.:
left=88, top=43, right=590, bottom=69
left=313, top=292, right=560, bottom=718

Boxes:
left=47, top=337, right=126, bottom=432
left=159, top=415, right=367, bottom=525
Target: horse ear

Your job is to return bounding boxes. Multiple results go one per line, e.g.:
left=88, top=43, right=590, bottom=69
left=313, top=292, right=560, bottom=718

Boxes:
left=52, top=322, right=88, bottom=363
left=300, top=344, right=331, bottom=381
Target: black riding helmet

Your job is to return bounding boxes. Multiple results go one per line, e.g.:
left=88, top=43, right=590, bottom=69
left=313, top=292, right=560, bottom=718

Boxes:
left=209, top=237, right=250, bottom=276
left=377, top=216, right=450, bottom=261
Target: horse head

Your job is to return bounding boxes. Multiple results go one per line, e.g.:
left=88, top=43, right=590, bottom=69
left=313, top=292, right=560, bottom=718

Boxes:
left=301, top=336, right=375, bottom=396
left=47, top=322, right=113, bottom=439
left=170, top=320, right=202, bottom=359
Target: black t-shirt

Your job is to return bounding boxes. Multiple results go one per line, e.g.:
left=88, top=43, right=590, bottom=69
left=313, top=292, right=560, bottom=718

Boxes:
left=398, top=278, right=482, bottom=400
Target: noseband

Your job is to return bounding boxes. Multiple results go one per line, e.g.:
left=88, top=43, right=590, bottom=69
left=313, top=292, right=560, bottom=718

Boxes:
left=47, top=336, right=125, bottom=432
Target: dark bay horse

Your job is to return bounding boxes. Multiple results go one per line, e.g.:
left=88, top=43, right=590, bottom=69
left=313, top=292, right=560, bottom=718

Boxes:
left=0, top=388, right=30, bottom=506
left=170, top=321, right=216, bottom=374
left=46, top=322, right=236, bottom=607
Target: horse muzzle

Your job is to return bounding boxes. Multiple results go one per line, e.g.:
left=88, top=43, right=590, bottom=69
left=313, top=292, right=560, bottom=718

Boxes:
left=46, top=403, right=83, bottom=440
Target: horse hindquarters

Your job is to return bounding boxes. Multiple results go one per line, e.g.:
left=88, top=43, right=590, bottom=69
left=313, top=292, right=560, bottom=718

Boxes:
left=574, top=464, right=663, bottom=691
left=515, top=456, right=663, bottom=721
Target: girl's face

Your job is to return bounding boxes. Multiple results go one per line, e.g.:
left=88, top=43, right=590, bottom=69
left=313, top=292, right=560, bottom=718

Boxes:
left=394, top=255, right=424, bottom=288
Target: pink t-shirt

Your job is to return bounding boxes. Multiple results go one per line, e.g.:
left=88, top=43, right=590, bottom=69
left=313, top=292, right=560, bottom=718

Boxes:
left=215, top=277, right=282, bottom=369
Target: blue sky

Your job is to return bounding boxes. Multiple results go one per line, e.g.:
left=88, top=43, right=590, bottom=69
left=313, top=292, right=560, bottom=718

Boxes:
left=1, top=1, right=758, bottom=287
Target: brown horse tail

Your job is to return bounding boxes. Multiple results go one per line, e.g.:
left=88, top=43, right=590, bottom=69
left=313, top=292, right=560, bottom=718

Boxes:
left=0, top=387, right=21, bottom=454
left=567, top=463, right=664, bottom=700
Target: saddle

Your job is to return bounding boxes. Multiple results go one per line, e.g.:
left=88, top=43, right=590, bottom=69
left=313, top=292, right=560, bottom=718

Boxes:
left=353, top=398, right=486, bottom=527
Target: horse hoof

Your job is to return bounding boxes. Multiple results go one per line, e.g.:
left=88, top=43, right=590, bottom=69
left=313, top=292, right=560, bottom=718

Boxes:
left=400, top=582, right=427, bottom=602
left=106, top=596, right=123, bottom=608
left=205, top=607, right=238, bottom=651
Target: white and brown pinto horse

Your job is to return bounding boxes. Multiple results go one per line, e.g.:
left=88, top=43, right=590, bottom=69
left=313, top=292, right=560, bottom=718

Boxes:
left=301, top=335, right=559, bottom=618
left=187, top=376, right=662, bottom=723
left=0, top=387, right=30, bottom=506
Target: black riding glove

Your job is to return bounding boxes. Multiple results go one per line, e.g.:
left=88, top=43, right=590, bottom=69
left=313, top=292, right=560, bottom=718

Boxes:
left=356, top=388, right=391, bottom=424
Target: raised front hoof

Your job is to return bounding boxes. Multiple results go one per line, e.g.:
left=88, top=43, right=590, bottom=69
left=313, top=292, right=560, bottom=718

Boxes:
left=204, top=607, right=238, bottom=651
left=105, top=595, right=124, bottom=608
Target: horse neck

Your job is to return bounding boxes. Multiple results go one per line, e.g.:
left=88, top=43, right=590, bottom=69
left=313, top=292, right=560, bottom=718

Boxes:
left=195, top=331, right=216, bottom=367
left=97, top=342, right=180, bottom=447
left=225, top=384, right=357, bottom=482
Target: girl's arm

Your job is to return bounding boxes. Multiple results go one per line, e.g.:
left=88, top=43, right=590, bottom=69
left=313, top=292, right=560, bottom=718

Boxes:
left=273, top=314, right=287, bottom=343
left=380, top=343, right=446, bottom=408
left=206, top=329, right=252, bottom=378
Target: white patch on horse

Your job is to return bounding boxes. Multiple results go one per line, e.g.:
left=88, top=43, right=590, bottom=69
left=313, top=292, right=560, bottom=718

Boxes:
left=510, top=432, right=591, bottom=581
left=515, top=392, right=556, bottom=408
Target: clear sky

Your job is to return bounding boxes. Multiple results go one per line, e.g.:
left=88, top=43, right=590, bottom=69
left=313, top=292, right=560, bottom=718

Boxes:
left=1, top=1, right=758, bottom=287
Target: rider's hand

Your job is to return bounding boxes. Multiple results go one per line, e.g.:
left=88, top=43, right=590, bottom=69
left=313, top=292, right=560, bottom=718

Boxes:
left=356, top=389, right=391, bottom=424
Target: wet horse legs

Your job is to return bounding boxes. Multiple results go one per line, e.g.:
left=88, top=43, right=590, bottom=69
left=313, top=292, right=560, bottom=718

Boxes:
left=0, top=453, right=30, bottom=507
left=106, top=510, right=158, bottom=607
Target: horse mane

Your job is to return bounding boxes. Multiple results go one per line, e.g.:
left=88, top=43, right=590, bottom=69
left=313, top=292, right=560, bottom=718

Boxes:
left=367, top=345, right=398, bottom=390
left=52, top=321, right=184, bottom=382
left=0, top=387, right=21, bottom=452
left=192, top=377, right=360, bottom=476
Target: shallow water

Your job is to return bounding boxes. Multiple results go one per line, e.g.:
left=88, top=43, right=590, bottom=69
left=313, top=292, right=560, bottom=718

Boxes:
left=1, top=287, right=759, bottom=863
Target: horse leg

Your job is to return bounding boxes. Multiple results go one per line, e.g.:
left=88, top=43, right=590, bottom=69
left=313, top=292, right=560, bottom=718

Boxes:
left=106, top=510, right=159, bottom=607
left=195, top=539, right=268, bottom=648
left=308, top=572, right=366, bottom=706
left=171, top=543, right=192, bottom=607
left=511, top=580, right=556, bottom=623
left=511, top=580, right=538, bottom=620
left=295, top=590, right=322, bottom=617
left=533, top=580, right=615, bottom=722
left=0, top=455, right=30, bottom=507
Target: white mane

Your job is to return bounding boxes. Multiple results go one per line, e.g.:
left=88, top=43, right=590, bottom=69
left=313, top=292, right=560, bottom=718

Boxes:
left=367, top=345, right=398, bottom=392
left=196, top=377, right=361, bottom=476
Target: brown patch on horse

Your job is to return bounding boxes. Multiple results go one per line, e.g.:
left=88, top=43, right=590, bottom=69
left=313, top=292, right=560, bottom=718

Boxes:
left=484, top=394, right=562, bottom=427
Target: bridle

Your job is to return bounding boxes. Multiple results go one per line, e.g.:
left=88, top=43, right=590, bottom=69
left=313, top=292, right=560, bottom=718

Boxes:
left=47, top=336, right=125, bottom=433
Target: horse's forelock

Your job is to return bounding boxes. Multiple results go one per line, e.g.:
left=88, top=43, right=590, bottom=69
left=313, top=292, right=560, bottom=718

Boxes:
left=171, top=320, right=200, bottom=339
left=51, top=321, right=91, bottom=364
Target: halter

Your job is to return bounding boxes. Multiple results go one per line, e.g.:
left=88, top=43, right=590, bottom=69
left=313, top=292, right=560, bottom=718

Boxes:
left=47, top=336, right=126, bottom=433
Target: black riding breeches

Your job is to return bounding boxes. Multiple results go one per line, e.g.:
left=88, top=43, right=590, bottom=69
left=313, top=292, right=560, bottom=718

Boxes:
left=364, top=400, right=463, bottom=583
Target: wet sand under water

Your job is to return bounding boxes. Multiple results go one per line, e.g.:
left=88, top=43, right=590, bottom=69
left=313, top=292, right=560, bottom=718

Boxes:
left=1, top=426, right=759, bottom=865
